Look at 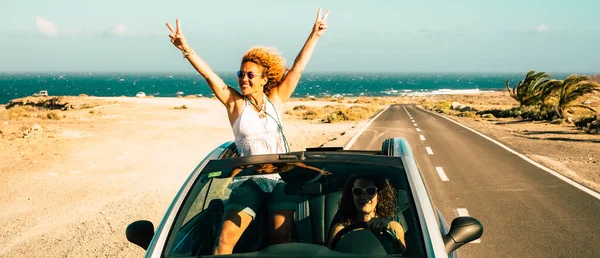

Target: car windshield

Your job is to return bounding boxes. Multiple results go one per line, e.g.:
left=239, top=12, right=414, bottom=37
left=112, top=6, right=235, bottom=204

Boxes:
left=162, top=154, right=425, bottom=257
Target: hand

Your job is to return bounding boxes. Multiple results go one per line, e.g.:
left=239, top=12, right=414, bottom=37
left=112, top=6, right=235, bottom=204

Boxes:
left=166, top=19, right=189, bottom=51
left=312, top=8, right=330, bottom=37
left=366, top=218, right=391, bottom=232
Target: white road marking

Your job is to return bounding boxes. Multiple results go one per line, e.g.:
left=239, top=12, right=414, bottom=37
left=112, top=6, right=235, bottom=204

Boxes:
left=411, top=120, right=415, bottom=123
left=435, top=167, right=449, bottom=181
left=416, top=128, right=421, bottom=132
left=413, top=123, right=418, bottom=126
left=420, top=135, right=426, bottom=141
left=456, top=208, right=481, bottom=243
left=456, top=208, right=470, bottom=217
left=426, top=147, right=433, bottom=155
left=417, top=106, right=600, bottom=200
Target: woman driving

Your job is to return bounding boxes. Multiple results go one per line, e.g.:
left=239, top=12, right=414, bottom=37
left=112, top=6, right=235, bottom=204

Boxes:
left=328, top=175, right=406, bottom=248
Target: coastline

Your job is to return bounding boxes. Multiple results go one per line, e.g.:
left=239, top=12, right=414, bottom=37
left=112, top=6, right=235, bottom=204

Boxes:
left=0, top=92, right=598, bottom=257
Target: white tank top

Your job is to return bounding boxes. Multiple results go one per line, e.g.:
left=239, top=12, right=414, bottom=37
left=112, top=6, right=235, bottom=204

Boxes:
left=230, top=95, right=289, bottom=193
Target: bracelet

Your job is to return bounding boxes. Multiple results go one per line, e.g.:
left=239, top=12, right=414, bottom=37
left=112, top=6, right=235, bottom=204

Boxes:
left=181, top=47, right=194, bottom=58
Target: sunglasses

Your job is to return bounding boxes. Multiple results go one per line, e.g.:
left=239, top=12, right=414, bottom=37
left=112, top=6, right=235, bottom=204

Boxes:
left=352, top=187, right=377, bottom=197
left=237, top=71, right=262, bottom=79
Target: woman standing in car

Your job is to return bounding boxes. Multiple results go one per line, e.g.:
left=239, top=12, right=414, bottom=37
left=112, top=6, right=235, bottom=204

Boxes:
left=166, top=8, right=330, bottom=255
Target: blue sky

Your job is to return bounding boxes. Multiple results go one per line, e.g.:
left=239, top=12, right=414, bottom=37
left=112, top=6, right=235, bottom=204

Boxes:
left=0, top=0, right=598, bottom=74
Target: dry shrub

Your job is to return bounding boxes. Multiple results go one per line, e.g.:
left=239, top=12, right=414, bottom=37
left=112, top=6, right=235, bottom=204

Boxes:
left=46, top=111, right=60, bottom=120
left=293, top=105, right=307, bottom=111
left=286, top=103, right=382, bottom=123
left=481, top=113, right=496, bottom=120
left=80, top=104, right=97, bottom=109
left=7, top=106, right=36, bottom=120
left=323, top=104, right=346, bottom=109
left=174, top=105, right=188, bottom=110
left=79, top=93, right=89, bottom=97
left=574, top=115, right=600, bottom=134
left=302, top=110, right=323, bottom=120
left=457, top=111, right=477, bottom=118
left=351, top=97, right=373, bottom=104
left=324, top=105, right=381, bottom=123
left=430, top=101, right=453, bottom=114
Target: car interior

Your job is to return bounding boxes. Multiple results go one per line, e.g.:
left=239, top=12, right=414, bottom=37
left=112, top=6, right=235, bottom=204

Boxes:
left=166, top=155, right=426, bottom=257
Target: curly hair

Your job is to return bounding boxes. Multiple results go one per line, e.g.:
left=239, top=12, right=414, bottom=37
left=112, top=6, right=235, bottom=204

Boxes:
left=241, top=46, right=287, bottom=95
left=337, top=175, right=398, bottom=226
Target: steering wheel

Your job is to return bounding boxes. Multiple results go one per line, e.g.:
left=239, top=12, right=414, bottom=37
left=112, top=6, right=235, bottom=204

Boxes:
left=330, top=222, right=406, bottom=254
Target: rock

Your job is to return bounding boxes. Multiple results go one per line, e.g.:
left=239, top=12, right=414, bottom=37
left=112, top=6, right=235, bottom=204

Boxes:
left=459, top=105, right=473, bottom=112
left=450, top=101, right=474, bottom=112
left=451, top=102, right=462, bottom=110
left=32, top=124, right=43, bottom=132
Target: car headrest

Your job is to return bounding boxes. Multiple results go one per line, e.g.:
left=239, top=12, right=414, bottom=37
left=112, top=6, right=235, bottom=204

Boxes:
left=206, top=199, right=224, bottom=213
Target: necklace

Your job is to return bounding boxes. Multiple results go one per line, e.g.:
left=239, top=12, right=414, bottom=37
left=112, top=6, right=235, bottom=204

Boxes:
left=258, top=100, right=266, bottom=118
left=249, top=97, right=267, bottom=118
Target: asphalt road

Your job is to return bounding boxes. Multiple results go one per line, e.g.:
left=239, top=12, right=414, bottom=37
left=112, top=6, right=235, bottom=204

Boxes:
left=347, top=104, right=600, bottom=258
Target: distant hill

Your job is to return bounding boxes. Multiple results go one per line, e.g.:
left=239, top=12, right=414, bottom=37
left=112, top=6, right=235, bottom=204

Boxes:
left=591, top=74, right=600, bottom=84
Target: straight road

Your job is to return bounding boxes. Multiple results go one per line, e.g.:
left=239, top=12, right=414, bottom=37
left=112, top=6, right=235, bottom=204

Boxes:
left=347, top=104, right=600, bottom=258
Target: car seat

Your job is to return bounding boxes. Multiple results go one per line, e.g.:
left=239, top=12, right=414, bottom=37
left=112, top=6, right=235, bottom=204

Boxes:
left=295, top=191, right=342, bottom=245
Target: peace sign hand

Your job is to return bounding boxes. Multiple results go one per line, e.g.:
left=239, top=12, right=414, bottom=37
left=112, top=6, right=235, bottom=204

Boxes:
left=166, top=19, right=189, bottom=51
left=312, top=8, right=330, bottom=37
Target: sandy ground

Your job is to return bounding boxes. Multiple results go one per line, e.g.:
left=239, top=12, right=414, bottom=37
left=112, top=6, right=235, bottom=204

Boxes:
left=0, top=93, right=598, bottom=257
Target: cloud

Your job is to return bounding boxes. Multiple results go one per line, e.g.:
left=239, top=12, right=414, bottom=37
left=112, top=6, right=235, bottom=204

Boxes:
left=536, top=24, right=549, bottom=33
left=35, top=16, right=59, bottom=37
left=30, top=19, right=140, bottom=38
left=62, top=28, right=85, bottom=37
left=108, top=23, right=133, bottom=37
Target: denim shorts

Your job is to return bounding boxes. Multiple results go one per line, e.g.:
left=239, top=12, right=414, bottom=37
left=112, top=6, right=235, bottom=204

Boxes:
left=226, top=179, right=298, bottom=219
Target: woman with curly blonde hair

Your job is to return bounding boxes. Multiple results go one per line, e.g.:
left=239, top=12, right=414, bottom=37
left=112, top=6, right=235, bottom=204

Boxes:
left=166, top=8, right=330, bottom=255
left=328, top=175, right=405, bottom=248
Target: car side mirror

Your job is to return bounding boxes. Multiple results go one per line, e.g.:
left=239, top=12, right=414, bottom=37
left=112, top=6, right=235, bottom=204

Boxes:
left=126, top=220, right=155, bottom=250
left=443, top=216, right=483, bottom=254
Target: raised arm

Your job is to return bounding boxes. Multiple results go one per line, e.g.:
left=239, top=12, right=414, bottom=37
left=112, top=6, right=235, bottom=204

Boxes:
left=166, top=19, right=241, bottom=107
left=272, top=8, right=330, bottom=102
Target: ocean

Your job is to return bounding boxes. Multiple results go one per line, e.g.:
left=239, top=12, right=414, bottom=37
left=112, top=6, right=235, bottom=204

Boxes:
left=0, top=72, right=574, bottom=104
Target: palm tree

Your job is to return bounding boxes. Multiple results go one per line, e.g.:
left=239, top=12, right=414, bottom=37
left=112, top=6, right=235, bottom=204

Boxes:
left=551, top=74, right=600, bottom=119
left=505, top=70, right=554, bottom=107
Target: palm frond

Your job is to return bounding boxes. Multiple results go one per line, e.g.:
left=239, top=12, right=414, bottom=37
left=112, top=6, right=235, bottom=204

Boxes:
left=554, top=75, right=600, bottom=118
left=506, top=70, right=553, bottom=106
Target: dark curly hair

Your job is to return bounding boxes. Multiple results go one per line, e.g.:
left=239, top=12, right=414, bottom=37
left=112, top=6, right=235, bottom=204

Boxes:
left=241, top=46, right=288, bottom=95
left=337, top=175, right=397, bottom=226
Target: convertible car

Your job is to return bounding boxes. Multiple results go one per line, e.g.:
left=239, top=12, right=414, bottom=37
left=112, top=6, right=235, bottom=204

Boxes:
left=126, top=137, right=483, bottom=257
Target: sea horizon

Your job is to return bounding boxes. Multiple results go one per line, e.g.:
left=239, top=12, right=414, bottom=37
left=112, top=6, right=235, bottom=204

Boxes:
left=0, top=71, right=593, bottom=104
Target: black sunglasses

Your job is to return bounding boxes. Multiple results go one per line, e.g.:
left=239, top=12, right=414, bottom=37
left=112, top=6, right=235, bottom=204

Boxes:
left=352, top=187, right=377, bottom=197
left=237, top=71, right=262, bottom=79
